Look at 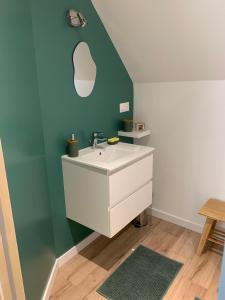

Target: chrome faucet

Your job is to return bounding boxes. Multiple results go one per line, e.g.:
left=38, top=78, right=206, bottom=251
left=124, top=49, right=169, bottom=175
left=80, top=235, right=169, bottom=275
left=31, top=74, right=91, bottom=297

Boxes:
left=90, top=131, right=107, bottom=149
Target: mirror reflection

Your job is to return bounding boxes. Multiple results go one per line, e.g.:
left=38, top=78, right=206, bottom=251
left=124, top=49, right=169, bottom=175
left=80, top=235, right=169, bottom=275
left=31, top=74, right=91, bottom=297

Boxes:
left=73, top=42, right=97, bottom=98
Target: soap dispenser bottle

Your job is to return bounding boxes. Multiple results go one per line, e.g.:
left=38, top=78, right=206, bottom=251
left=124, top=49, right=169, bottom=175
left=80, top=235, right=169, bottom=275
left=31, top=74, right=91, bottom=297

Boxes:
left=67, top=133, right=79, bottom=157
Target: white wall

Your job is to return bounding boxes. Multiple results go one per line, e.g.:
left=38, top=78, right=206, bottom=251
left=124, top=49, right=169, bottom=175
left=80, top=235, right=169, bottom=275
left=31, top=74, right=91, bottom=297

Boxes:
left=134, top=81, right=225, bottom=231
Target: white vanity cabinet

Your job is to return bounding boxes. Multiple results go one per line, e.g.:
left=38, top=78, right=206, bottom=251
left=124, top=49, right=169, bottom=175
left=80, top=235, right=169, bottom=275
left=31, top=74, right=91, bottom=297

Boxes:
left=62, top=142, right=154, bottom=238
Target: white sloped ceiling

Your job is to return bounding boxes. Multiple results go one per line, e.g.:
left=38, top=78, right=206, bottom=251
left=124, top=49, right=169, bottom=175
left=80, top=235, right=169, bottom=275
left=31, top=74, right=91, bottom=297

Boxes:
left=92, top=0, right=225, bottom=82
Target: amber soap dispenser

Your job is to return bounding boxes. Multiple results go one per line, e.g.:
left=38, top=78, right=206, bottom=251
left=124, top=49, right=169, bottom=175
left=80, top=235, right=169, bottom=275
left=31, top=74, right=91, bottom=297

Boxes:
left=67, top=133, right=79, bottom=157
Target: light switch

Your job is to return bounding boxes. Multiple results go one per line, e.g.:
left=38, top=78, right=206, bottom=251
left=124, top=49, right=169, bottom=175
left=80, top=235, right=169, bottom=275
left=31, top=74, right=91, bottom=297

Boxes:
left=120, top=102, right=129, bottom=113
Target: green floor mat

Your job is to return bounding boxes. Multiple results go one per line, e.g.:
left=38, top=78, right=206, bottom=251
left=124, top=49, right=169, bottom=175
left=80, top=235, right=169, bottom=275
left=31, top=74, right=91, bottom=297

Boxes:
left=97, top=245, right=183, bottom=300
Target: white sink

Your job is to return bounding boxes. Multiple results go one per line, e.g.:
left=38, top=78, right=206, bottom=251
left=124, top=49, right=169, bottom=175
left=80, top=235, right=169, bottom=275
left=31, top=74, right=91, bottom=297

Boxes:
left=62, top=142, right=154, bottom=238
left=62, top=142, right=154, bottom=174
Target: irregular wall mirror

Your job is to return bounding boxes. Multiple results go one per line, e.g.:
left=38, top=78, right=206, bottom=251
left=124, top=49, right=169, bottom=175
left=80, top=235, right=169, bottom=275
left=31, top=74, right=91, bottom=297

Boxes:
left=73, top=42, right=97, bottom=98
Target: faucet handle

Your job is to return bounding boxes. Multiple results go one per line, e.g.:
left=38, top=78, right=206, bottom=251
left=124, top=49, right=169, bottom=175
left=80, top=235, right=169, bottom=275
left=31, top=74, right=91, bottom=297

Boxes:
left=97, top=137, right=107, bottom=142
left=90, top=131, right=103, bottom=145
left=92, top=131, right=104, bottom=138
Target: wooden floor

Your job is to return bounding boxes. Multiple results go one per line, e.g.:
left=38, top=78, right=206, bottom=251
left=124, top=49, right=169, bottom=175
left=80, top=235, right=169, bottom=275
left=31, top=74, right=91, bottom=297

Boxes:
left=50, top=217, right=222, bottom=300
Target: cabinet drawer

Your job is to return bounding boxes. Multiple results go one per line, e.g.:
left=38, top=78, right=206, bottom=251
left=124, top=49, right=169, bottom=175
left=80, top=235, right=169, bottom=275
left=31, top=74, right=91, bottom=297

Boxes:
left=109, top=181, right=152, bottom=237
left=109, top=154, right=153, bottom=208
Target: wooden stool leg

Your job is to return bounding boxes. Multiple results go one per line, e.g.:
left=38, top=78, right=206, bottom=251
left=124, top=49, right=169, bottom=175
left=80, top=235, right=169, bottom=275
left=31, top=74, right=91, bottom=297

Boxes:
left=197, top=218, right=216, bottom=255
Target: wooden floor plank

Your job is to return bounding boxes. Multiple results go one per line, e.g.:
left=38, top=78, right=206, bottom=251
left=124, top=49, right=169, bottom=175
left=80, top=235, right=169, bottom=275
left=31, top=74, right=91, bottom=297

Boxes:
left=50, top=217, right=222, bottom=300
left=203, top=264, right=221, bottom=300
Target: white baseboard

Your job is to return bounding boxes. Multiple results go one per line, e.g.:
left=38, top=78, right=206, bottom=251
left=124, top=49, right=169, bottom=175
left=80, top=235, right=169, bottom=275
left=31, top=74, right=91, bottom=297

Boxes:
left=42, top=261, right=59, bottom=300
left=57, top=232, right=100, bottom=267
left=42, top=231, right=100, bottom=300
left=151, top=207, right=203, bottom=233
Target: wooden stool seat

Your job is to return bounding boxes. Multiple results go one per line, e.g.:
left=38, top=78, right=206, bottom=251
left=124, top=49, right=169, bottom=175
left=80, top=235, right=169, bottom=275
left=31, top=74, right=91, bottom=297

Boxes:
left=197, top=199, right=225, bottom=255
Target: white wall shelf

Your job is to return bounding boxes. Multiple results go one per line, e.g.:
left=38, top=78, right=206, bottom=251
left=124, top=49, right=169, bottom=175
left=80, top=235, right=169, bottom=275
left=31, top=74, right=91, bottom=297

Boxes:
left=118, top=129, right=151, bottom=139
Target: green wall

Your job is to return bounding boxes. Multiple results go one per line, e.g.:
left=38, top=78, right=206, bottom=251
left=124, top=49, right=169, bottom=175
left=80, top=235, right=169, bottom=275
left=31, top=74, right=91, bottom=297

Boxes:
left=0, top=0, right=133, bottom=298
left=29, top=0, right=133, bottom=256
left=0, top=0, right=55, bottom=299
